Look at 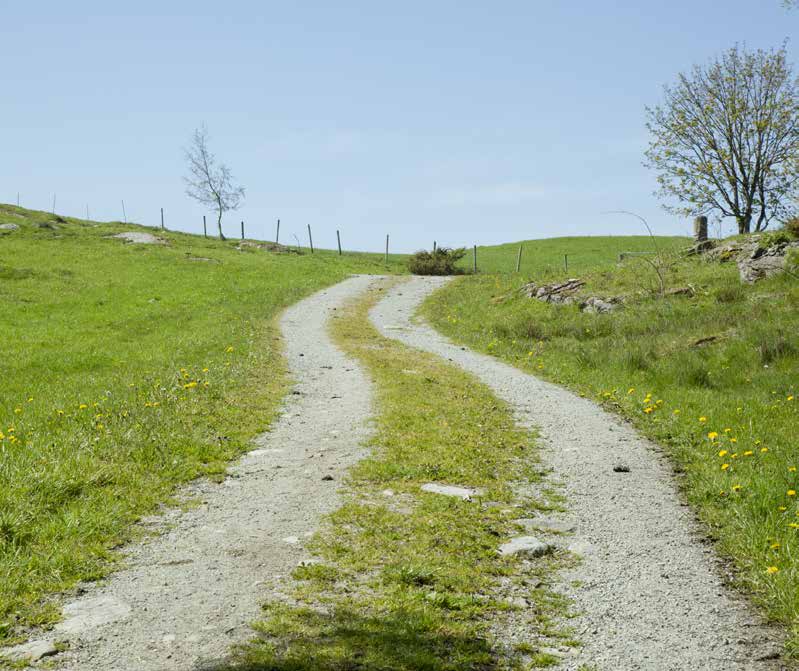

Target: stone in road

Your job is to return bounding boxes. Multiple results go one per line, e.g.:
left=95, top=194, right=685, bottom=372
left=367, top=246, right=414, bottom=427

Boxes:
left=6, top=275, right=376, bottom=671
left=370, top=276, right=783, bottom=671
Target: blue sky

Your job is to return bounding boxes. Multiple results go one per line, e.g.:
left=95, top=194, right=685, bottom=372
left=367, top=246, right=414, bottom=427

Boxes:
left=2, top=2, right=796, bottom=252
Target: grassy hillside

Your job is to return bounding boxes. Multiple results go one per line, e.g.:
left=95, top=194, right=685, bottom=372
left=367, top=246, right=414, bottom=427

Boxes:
left=463, top=235, right=689, bottom=276
left=0, top=204, right=404, bottom=645
left=424, top=237, right=799, bottom=653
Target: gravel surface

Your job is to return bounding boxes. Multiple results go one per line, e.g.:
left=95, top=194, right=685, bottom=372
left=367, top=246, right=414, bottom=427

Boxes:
left=370, top=276, right=785, bottom=671
left=8, top=275, right=376, bottom=671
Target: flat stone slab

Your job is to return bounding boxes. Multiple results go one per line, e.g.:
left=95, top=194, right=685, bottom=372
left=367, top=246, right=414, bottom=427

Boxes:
left=498, top=535, right=552, bottom=558
left=0, top=223, right=19, bottom=231
left=110, top=232, right=165, bottom=245
left=55, top=595, right=131, bottom=635
left=420, top=483, right=483, bottom=500
left=1, top=639, right=58, bottom=662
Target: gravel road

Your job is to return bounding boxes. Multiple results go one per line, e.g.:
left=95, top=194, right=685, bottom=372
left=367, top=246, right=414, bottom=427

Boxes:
left=370, top=275, right=784, bottom=671
left=7, top=275, right=377, bottom=671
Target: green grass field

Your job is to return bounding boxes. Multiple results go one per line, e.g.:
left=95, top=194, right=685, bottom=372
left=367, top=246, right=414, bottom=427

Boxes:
left=463, top=235, right=689, bottom=276
left=0, top=204, right=405, bottom=645
left=424, top=236, right=799, bottom=653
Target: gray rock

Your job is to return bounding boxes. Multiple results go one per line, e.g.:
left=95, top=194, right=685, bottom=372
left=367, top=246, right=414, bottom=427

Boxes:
left=498, top=535, right=552, bottom=558
left=738, top=242, right=799, bottom=283
left=580, top=296, right=620, bottom=313
left=55, top=595, right=131, bottom=635
left=1, top=639, right=58, bottom=662
left=420, top=483, right=483, bottom=500
left=0, top=223, right=19, bottom=231
left=110, top=231, right=165, bottom=245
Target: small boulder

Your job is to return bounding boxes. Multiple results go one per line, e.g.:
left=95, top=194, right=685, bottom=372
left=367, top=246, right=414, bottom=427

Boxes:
left=420, top=483, right=483, bottom=501
left=110, top=232, right=165, bottom=245
left=498, top=536, right=552, bottom=558
left=580, top=296, right=620, bottom=313
left=1, top=639, right=58, bottom=662
left=0, top=223, right=19, bottom=232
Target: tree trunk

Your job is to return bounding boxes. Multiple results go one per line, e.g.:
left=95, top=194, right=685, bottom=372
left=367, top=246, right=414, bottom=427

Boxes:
left=737, top=214, right=752, bottom=234
left=216, top=208, right=225, bottom=240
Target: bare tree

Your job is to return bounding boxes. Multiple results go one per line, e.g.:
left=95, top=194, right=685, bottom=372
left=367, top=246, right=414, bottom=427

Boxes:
left=184, top=125, right=245, bottom=240
left=645, top=45, right=799, bottom=234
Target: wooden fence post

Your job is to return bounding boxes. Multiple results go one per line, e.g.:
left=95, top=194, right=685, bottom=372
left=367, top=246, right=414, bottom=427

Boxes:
left=433, top=240, right=437, bottom=253
left=385, top=234, right=389, bottom=264
left=203, top=215, right=207, bottom=238
left=241, top=221, right=245, bottom=240
left=564, top=254, right=568, bottom=273
left=160, top=208, right=165, bottom=230
left=308, top=224, right=314, bottom=253
left=276, top=219, right=280, bottom=244
left=516, top=244, right=523, bottom=273
left=122, top=200, right=127, bottom=224
left=337, top=230, right=342, bottom=255
left=473, top=245, right=477, bottom=273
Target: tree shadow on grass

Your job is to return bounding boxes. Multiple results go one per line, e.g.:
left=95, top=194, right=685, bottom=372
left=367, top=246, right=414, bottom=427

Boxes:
left=198, top=604, right=498, bottom=671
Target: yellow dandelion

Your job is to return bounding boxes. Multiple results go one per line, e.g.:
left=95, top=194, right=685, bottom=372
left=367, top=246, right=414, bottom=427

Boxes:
left=79, top=404, right=88, bottom=410
left=732, top=484, right=743, bottom=492
left=743, top=450, right=753, bottom=457
left=673, top=409, right=681, bottom=415
left=779, top=506, right=788, bottom=511
left=708, top=431, right=719, bottom=440
left=790, top=467, right=797, bottom=473
left=721, top=463, right=730, bottom=471
left=718, top=450, right=728, bottom=457
left=766, top=566, right=779, bottom=574
left=225, top=346, right=234, bottom=353
left=789, top=490, right=797, bottom=497
left=761, top=447, right=769, bottom=453
left=699, top=416, right=707, bottom=423
left=627, top=388, right=635, bottom=394
left=644, top=406, right=654, bottom=414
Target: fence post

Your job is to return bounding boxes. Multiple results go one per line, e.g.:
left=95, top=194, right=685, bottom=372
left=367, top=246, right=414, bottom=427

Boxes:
left=239, top=220, right=244, bottom=240
left=433, top=240, right=437, bottom=253
left=385, top=234, right=389, bottom=264
left=276, top=219, right=280, bottom=244
left=516, top=244, right=523, bottom=273
left=473, top=245, right=477, bottom=273
left=337, top=230, right=342, bottom=255
left=122, top=200, right=127, bottom=224
left=161, top=208, right=165, bottom=230
left=308, top=224, right=314, bottom=253
left=203, top=215, right=207, bottom=238
left=564, top=254, right=568, bottom=273
left=52, top=194, right=56, bottom=215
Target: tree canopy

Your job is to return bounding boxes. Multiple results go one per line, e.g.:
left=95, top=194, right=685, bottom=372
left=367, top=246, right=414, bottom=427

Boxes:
left=645, top=45, right=799, bottom=233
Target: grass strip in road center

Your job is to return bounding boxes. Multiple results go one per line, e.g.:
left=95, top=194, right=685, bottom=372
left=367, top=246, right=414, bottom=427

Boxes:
left=222, top=280, right=575, bottom=671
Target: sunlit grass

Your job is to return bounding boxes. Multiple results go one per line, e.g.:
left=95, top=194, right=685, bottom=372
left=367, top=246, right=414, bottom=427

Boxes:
left=0, top=203, right=405, bottom=645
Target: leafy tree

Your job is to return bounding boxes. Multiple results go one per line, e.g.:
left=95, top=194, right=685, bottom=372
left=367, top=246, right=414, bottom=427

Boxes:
left=645, top=45, right=799, bottom=233
left=184, top=125, right=245, bottom=240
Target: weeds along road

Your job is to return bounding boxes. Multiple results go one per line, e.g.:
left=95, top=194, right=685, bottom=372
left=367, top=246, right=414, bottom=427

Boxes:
left=369, top=276, right=783, bottom=671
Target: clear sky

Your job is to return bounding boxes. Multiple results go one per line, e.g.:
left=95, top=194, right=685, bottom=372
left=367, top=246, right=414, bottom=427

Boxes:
left=2, top=2, right=796, bottom=252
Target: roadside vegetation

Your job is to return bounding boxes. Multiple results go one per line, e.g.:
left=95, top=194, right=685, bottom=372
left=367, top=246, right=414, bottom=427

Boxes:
left=423, top=238, right=799, bottom=652
left=222, top=281, right=574, bottom=671
left=0, top=203, right=404, bottom=646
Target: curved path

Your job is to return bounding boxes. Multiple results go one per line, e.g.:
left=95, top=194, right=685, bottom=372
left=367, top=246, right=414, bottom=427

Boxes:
left=8, top=275, right=377, bottom=671
left=370, top=276, right=783, bottom=671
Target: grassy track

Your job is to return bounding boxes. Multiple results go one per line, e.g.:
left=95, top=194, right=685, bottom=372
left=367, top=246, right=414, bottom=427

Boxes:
left=423, top=241, right=799, bottom=653
left=221, top=280, right=573, bottom=671
left=0, top=204, right=404, bottom=645
left=463, top=236, right=688, bottom=276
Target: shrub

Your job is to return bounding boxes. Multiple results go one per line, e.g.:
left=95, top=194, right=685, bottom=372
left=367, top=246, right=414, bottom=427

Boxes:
left=784, top=216, right=799, bottom=240
left=714, top=285, right=746, bottom=304
left=408, top=247, right=466, bottom=276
